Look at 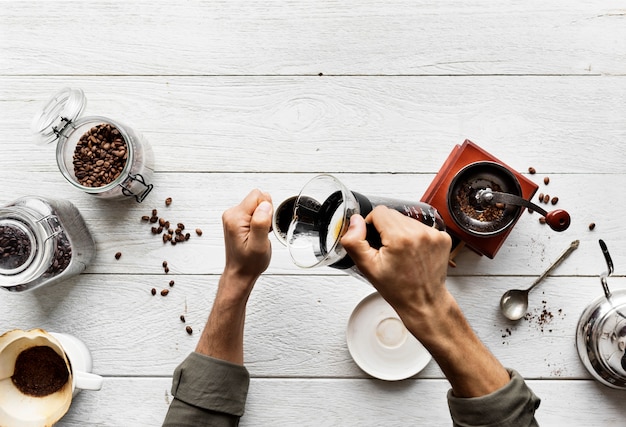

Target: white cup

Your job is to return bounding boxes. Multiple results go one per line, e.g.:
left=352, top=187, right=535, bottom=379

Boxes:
left=0, top=328, right=103, bottom=427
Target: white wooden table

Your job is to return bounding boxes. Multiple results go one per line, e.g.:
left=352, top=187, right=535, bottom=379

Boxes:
left=1, top=1, right=625, bottom=425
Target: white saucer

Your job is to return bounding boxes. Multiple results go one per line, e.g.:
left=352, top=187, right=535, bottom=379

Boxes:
left=346, top=292, right=432, bottom=381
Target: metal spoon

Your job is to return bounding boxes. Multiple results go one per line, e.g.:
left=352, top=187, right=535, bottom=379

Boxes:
left=500, top=240, right=579, bottom=320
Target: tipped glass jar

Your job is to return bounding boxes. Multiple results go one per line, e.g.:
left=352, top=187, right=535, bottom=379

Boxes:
left=31, top=88, right=154, bottom=202
left=0, top=196, right=96, bottom=292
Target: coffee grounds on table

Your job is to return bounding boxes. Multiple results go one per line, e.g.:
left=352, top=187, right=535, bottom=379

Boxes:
left=11, top=346, right=70, bottom=397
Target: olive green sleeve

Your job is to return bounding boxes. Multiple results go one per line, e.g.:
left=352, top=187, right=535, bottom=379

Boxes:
left=162, top=352, right=250, bottom=427
left=447, top=369, right=541, bottom=427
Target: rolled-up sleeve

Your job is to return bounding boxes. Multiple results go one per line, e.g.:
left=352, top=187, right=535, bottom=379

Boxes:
left=162, top=352, right=250, bottom=427
left=447, top=369, right=541, bottom=427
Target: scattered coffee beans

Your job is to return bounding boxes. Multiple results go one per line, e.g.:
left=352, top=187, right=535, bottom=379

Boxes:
left=115, top=252, right=122, bottom=260
left=543, top=176, right=550, bottom=185
left=151, top=288, right=157, bottom=296
left=528, top=167, right=536, bottom=174
left=543, top=194, right=550, bottom=204
left=73, top=124, right=127, bottom=187
left=588, top=222, right=596, bottom=230
left=538, top=193, right=544, bottom=202
left=551, top=196, right=559, bottom=205
left=185, top=326, right=193, bottom=335
left=195, top=228, right=203, bottom=236
left=165, top=197, right=172, bottom=206
left=169, top=280, right=175, bottom=287
left=161, top=289, right=169, bottom=296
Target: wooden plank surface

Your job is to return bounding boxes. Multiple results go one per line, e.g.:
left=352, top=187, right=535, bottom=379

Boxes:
left=1, top=0, right=625, bottom=425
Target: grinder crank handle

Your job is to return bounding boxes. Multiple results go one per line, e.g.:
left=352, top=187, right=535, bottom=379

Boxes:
left=480, top=190, right=571, bottom=232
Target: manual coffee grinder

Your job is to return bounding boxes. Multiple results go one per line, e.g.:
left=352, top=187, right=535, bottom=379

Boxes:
left=421, top=140, right=570, bottom=263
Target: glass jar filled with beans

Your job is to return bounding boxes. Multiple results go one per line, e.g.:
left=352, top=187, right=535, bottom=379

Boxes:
left=31, top=88, right=154, bottom=202
left=0, top=196, right=96, bottom=292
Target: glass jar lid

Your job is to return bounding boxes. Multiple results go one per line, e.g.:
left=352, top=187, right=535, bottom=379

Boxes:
left=31, top=87, right=87, bottom=145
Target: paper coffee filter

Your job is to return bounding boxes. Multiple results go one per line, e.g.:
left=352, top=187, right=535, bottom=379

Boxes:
left=0, top=329, right=73, bottom=427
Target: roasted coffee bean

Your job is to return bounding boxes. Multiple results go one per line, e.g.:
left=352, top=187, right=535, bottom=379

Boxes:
left=72, top=124, right=127, bottom=188
left=551, top=196, right=558, bottom=205
left=185, top=233, right=190, bottom=241
left=195, top=228, right=203, bottom=236
left=543, top=194, right=550, bottom=204
left=171, top=240, right=177, bottom=246
left=165, top=197, right=172, bottom=206
left=159, top=218, right=166, bottom=227
left=115, top=252, right=122, bottom=260
left=151, top=288, right=157, bottom=296
left=539, top=217, right=546, bottom=224
left=164, top=266, right=170, bottom=273
left=538, top=193, right=544, bottom=202
left=169, top=280, right=175, bottom=287
left=186, top=326, right=193, bottom=335
left=149, top=216, right=158, bottom=223
left=543, top=176, right=550, bottom=185
left=157, top=226, right=163, bottom=234
left=152, top=209, right=158, bottom=217
left=163, top=233, right=172, bottom=243
left=180, top=315, right=186, bottom=323
left=175, top=228, right=182, bottom=235
left=588, top=222, right=596, bottom=230
left=177, top=223, right=185, bottom=231
left=151, top=227, right=159, bottom=234
left=162, top=260, right=168, bottom=268
left=164, top=221, right=170, bottom=229
left=141, top=215, right=150, bottom=221
left=528, top=167, right=536, bottom=174
left=161, top=289, right=169, bottom=296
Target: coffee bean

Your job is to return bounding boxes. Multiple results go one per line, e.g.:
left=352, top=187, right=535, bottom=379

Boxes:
left=195, top=228, right=203, bottom=236
left=161, top=289, right=169, bottom=296
left=151, top=226, right=159, bottom=234
left=164, top=266, right=170, bottom=273
left=141, top=215, right=150, bottom=221
left=180, top=315, right=186, bottom=323
left=165, top=197, right=172, bottom=206
left=152, top=209, right=158, bottom=217
left=538, top=193, right=544, bottom=202
left=169, top=280, right=175, bottom=287
left=588, top=222, right=596, bottom=230
left=544, top=176, right=550, bottom=185
left=149, top=216, right=158, bottom=223
left=551, top=196, right=558, bottom=205
left=177, top=223, right=185, bottom=231
left=185, top=233, right=190, bottom=241
left=159, top=218, right=166, bottom=227
left=163, top=234, right=172, bottom=243
left=115, top=252, right=122, bottom=260
left=543, top=194, right=550, bottom=204
left=528, top=167, right=536, bottom=174
left=186, top=326, right=193, bottom=335
left=151, top=288, right=156, bottom=296
left=539, top=217, right=546, bottom=224
left=162, top=260, right=168, bottom=268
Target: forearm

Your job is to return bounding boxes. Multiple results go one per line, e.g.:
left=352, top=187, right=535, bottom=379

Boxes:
left=195, top=270, right=256, bottom=365
left=402, top=292, right=510, bottom=398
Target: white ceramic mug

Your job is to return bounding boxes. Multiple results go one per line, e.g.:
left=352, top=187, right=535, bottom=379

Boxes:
left=0, top=328, right=103, bottom=427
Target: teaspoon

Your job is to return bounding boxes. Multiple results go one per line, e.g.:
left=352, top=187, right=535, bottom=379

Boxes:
left=500, top=240, right=579, bottom=320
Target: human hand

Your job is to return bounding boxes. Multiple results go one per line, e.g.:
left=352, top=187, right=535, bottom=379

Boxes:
left=221, top=189, right=273, bottom=289
left=340, top=206, right=452, bottom=338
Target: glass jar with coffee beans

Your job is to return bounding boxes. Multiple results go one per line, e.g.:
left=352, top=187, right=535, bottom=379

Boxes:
left=0, top=196, right=96, bottom=292
left=31, top=88, right=154, bottom=202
